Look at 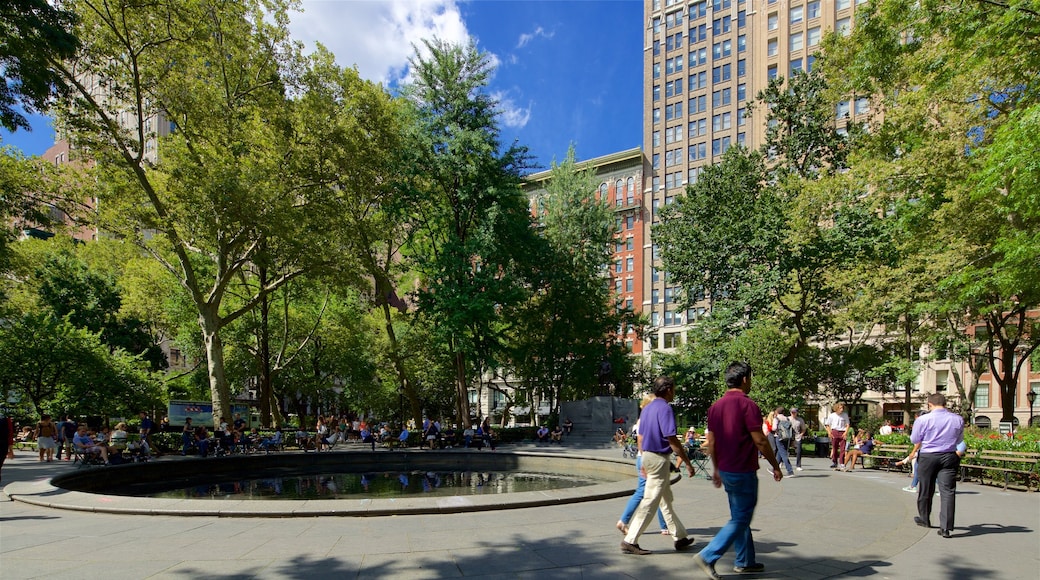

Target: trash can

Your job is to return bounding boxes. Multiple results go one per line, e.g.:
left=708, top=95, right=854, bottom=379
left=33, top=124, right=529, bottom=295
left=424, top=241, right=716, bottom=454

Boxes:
left=815, top=436, right=831, bottom=458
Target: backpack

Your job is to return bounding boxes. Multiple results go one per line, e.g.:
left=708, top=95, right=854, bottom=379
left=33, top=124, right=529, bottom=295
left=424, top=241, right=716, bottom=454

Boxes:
left=777, top=418, right=793, bottom=441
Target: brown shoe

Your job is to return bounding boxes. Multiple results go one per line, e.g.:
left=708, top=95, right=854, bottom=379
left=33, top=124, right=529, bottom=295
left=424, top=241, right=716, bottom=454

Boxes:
left=620, top=541, right=651, bottom=555
left=674, top=537, right=695, bottom=551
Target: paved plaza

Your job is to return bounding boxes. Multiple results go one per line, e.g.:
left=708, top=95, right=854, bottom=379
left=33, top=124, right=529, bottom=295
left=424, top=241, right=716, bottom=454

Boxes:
left=2, top=443, right=1038, bottom=579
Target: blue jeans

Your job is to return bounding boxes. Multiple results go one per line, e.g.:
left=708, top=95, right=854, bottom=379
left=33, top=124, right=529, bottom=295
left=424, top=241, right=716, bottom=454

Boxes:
left=774, top=439, right=794, bottom=474
left=698, top=471, right=759, bottom=568
left=620, top=456, right=667, bottom=530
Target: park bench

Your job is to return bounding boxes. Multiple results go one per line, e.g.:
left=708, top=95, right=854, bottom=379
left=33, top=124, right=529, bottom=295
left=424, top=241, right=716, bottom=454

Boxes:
left=861, top=444, right=911, bottom=471
left=960, top=449, right=1040, bottom=492
left=12, top=440, right=38, bottom=452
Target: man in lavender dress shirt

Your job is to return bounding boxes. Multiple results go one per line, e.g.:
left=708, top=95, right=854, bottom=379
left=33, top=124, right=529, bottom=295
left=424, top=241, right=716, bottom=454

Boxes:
left=909, top=393, right=964, bottom=538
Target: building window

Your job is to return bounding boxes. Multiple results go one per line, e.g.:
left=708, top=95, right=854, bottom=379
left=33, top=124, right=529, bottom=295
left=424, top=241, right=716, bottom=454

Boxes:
left=689, top=47, right=708, bottom=67
left=690, top=94, right=707, bottom=113
left=836, top=100, right=850, bottom=119
left=666, top=101, right=684, bottom=120
left=689, top=117, right=707, bottom=137
left=712, top=16, right=731, bottom=36
left=837, top=0, right=852, bottom=10
left=738, top=10, right=746, bottom=28
left=934, top=370, right=948, bottom=392
left=688, top=70, right=707, bottom=91
left=626, top=215, right=634, bottom=229
left=790, top=5, right=803, bottom=24
left=712, top=112, right=732, bottom=131
left=653, top=130, right=661, bottom=147
left=711, top=88, right=731, bottom=107
left=666, top=79, right=683, bottom=97
left=651, top=311, right=660, bottom=326
left=790, top=31, right=804, bottom=52
left=689, top=141, right=707, bottom=160
left=712, top=39, right=732, bottom=59
left=767, top=12, right=778, bottom=31
left=626, top=257, right=634, bottom=272
left=837, top=17, right=852, bottom=36
left=654, top=62, right=661, bottom=78
left=652, top=153, right=660, bottom=168
left=737, top=107, right=746, bottom=126
left=653, top=108, right=661, bottom=124
left=975, top=383, right=989, bottom=408
left=807, top=54, right=817, bottom=72
left=691, top=1, right=707, bottom=19
left=768, top=64, right=778, bottom=80
left=807, top=26, right=822, bottom=47
left=712, top=136, right=731, bottom=156
left=791, top=59, right=803, bottom=75
left=855, top=97, right=870, bottom=115
left=627, top=177, right=635, bottom=204
left=615, top=260, right=622, bottom=273
left=738, top=34, right=746, bottom=52
left=654, top=85, right=661, bottom=101
left=712, top=64, right=732, bottom=83
left=737, top=83, right=746, bottom=102
left=652, top=289, right=660, bottom=304
left=737, top=59, right=746, bottom=77
left=626, top=236, right=635, bottom=251
left=625, top=278, right=634, bottom=292
left=599, top=183, right=608, bottom=200
left=663, top=332, right=682, bottom=348
left=652, top=267, right=661, bottom=282
left=653, top=176, right=662, bottom=191
left=807, top=1, right=821, bottom=19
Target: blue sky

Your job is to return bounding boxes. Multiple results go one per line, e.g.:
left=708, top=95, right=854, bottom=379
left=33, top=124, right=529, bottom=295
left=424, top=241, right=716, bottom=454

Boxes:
left=1, top=0, right=643, bottom=173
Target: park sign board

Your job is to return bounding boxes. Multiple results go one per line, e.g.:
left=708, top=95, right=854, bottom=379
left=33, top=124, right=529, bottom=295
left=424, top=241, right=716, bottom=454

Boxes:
left=168, top=400, right=252, bottom=428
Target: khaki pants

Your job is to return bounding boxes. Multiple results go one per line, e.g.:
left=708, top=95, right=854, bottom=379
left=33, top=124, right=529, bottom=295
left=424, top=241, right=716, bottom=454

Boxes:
left=623, top=451, right=687, bottom=543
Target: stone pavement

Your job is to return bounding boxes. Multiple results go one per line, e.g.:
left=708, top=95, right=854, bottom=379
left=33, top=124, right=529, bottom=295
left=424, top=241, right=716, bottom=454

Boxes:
left=1, top=443, right=1038, bottom=579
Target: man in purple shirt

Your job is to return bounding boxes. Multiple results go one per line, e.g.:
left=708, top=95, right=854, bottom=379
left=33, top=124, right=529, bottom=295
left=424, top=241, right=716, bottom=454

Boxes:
left=620, top=376, right=696, bottom=556
left=909, top=393, right=964, bottom=538
left=694, top=362, right=782, bottom=580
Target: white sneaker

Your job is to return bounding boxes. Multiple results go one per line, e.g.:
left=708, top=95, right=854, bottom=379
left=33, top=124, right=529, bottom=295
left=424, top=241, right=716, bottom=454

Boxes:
left=902, top=486, right=917, bottom=493
left=796, top=467, right=803, bottom=471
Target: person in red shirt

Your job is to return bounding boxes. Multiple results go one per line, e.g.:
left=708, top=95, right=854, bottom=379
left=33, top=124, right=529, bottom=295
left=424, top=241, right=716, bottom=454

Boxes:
left=694, top=362, right=782, bottom=580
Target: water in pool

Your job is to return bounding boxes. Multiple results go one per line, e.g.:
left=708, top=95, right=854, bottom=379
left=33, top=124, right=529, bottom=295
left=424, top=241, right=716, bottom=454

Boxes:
left=126, top=470, right=606, bottom=500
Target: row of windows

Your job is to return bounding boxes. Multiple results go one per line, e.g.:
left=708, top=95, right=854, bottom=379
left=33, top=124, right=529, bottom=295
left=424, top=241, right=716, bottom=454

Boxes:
left=767, top=27, right=822, bottom=56
left=650, top=166, right=705, bottom=193
left=652, top=38, right=746, bottom=80
left=598, top=177, right=637, bottom=206
left=614, top=237, right=635, bottom=253
left=652, top=87, right=746, bottom=125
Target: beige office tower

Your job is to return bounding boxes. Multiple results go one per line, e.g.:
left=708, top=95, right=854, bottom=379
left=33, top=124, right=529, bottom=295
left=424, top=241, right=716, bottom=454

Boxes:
left=641, top=0, right=862, bottom=352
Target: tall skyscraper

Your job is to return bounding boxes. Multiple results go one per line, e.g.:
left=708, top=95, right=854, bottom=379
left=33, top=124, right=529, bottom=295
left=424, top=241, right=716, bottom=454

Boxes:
left=641, top=0, right=861, bottom=352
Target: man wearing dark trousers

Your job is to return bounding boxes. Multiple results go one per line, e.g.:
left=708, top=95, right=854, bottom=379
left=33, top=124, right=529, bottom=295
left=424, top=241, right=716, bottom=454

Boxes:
left=909, top=393, right=964, bottom=538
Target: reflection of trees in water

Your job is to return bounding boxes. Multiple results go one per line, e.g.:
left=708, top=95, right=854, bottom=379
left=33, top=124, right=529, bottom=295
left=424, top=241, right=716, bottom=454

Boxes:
left=156, top=470, right=598, bottom=499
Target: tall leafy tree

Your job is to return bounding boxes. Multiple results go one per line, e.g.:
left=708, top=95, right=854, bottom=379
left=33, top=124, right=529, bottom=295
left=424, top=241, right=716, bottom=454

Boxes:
left=400, top=39, right=536, bottom=427
left=49, top=0, right=384, bottom=425
left=826, top=0, right=1040, bottom=422
left=503, top=145, right=634, bottom=423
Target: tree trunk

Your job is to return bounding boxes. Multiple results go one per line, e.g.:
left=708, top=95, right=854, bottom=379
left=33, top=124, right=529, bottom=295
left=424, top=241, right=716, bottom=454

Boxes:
left=200, top=307, right=232, bottom=429
left=452, top=339, right=471, bottom=429
left=379, top=301, right=420, bottom=427
left=257, top=266, right=273, bottom=428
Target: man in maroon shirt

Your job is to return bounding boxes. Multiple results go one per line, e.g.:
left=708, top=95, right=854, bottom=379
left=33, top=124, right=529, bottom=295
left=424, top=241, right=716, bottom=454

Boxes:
left=694, top=362, right=782, bottom=580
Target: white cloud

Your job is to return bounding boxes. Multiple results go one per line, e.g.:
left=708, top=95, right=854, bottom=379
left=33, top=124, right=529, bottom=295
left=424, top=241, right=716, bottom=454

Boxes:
left=289, top=0, right=472, bottom=86
left=516, top=25, right=553, bottom=49
left=492, top=91, right=531, bottom=129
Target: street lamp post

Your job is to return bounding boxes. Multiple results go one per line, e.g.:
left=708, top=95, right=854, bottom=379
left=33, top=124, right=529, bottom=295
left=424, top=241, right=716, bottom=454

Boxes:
left=1027, top=390, right=1037, bottom=429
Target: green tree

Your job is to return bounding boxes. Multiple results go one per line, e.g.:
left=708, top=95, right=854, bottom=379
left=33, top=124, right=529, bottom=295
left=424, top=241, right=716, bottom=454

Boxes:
left=502, top=145, right=636, bottom=424
left=50, top=0, right=387, bottom=426
left=826, top=0, right=1040, bottom=422
left=0, top=0, right=79, bottom=131
left=400, top=39, right=536, bottom=427
left=0, top=311, right=159, bottom=419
